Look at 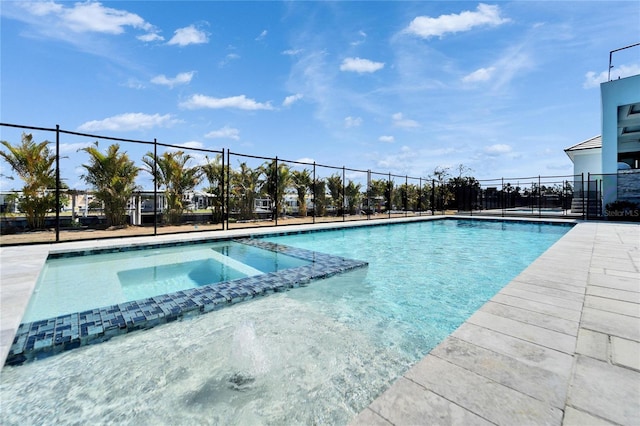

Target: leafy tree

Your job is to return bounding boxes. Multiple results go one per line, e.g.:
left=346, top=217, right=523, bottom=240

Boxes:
left=230, top=162, right=262, bottom=220
left=311, top=178, right=327, bottom=216
left=326, top=173, right=343, bottom=215
left=260, top=160, right=291, bottom=218
left=142, top=151, right=202, bottom=225
left=0, top=133, right=57, bottom=229
left=448, top=175, right=480, bottom=210
left=430, top=166, right=452, bottom=212
left=344, top=180, right=362, bottom=214
left=291, top=169, right=312, bottom=217
left=201, top=154, right=226, bottom=223
left=385, top=179, right=393, bottom=211
left=420, top=181, right=433, bottom=211
left=81, top=142, right=139, bottom=227
left=368, top=179, right=388, bottom=213
left=393, top=183, right=420, bottom=211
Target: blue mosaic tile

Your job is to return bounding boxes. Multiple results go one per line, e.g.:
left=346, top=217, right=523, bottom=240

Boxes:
left=6, top=238, right=367, bottom=366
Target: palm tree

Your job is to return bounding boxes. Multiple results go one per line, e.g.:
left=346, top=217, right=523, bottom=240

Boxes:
left=142, top=151, right=202, bottom=225
left=311, top=178, right=327, bottom=216
left=326, top=173, right=343, bottom=215
left=344, top=180, right=362, bottom=215
left=201, top=154, right=226, bottom=223
left=260, top=160, right=291, bottom=218
left=369, top=179, right=388, bottom=213
left=81, top=142, right=139, bottom=228
left=230, top=162, right=262, bottom=220
left=290, top=169, right=312, bottom=217
left=0, top=133, right=57, bottom=229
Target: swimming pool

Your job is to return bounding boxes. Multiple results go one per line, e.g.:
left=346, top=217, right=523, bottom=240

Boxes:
left=0, top=219, right=572, bottom=425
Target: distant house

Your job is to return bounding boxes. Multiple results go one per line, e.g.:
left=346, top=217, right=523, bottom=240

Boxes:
left=565, top=72, right=640, bottom=214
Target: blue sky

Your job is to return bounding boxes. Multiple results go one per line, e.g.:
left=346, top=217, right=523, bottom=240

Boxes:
left=1, top=1, right=639, bottom=190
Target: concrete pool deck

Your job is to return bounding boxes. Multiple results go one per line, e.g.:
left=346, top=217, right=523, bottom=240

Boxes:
left=1, top=217, right=638, bottom=425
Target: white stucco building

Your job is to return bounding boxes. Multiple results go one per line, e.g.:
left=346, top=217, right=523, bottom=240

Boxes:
left=565, top=68, right=640, bottom=214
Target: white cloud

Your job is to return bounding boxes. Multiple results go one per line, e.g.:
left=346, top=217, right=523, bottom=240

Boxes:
left=584, top=64, right=640, bottom=88
left=282, top=48, right=303, bottom=56
left=179, top=94, right=273, bottom=110
left=59, top=142, right=94, bottom=154
left=175, top=141, right=204, bottom=149
left=151, top=71, right=195, bottom=88
left=138, top=32, right=164, bottom=42
left=23, top=1, right=63, bottom=16
left=344, top=116, right=363, bottom=128
left=351, top=30, right=367, bottom=46
left=168, top=25, right=209, bottom=46
left=392, top=112, right=419, bottom=128
left=462, top=66, right=496, bottom=83
left=461, top=42, right=533, bottom=90
left=19, top=1, right=156, bottom=35
left=340, top=57, right=385, bottom=73
left=256, top=30, right=268, bottom=41
left=283, top=93, right=304, bottom=107
left=205, top=126, right=240, bottom=140
left=484, top=144, right=512, bottom=155
left=379, top=135, right=395, bottom=143
left=375, top=145, right=417, bottom=170
left=219, top=53, right=240, bottom=68
left=64, top=2, right=151, bottom=34
left=14, top=1, right=166, bottom=49
left=295, top=157, right=315, bottom=164
left=123, top=78, right=145, bottom=89
left=77, top=113, right=179, bottom=132
left=404, top=3, right=509, bottom=39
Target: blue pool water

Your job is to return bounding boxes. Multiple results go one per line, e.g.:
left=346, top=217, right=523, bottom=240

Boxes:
left=264, top=219, right=571, bottom=353
left=1, top=219, right=572, bottom=425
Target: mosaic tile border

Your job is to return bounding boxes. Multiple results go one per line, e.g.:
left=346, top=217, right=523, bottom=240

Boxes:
left=6, top=239, right=367, bottom=366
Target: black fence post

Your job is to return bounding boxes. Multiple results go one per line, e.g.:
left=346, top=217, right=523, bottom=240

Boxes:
left=275, top=157, right=279, bottom=227
left=367, top=170, right=372, bottom=220
left=431, top=179, right=435, bottom=216
left=538, top=175, right=542, bottom=217
left=388, top=172, right=391, bottom=219
left=312, top=162, right=316, bottom=224
left=153, top=138, right=158, bottom=236
left=501, top=177, right=505, bottom=218
left=342, top=166, right=346, bottom=221
left=221, top=148, right=226, bottom=230
left=228, top=150, right=231, bottom=230
left=586, top=173, right=591, bottom=221
left=405, top=175, right=408, bottom=217
left=418, top=177, right=422, bottom=216
left=55, top=124, right=60, bottom=242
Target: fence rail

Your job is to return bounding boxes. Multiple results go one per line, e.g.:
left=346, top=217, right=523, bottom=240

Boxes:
left=1, top=122, right=637, bottom=246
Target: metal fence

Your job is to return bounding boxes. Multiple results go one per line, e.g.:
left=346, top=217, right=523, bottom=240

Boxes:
left=1, top=122, right=638, bottom=245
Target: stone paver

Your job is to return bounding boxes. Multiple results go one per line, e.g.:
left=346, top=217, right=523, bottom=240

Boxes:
left=359, top=377, right=493, bottom=426
left=563, top=407, right=617, bottom=425
left=403, top=355, right=563, bottom=425
left=430, top=336, right=569, bottom=408
left=575, top=328, right=609, bottom=361
left=611, top=336, right=640, bottom=371
left=568, top=355, right=640, bottom=425
left=480, top=301, right=579, bottom=335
